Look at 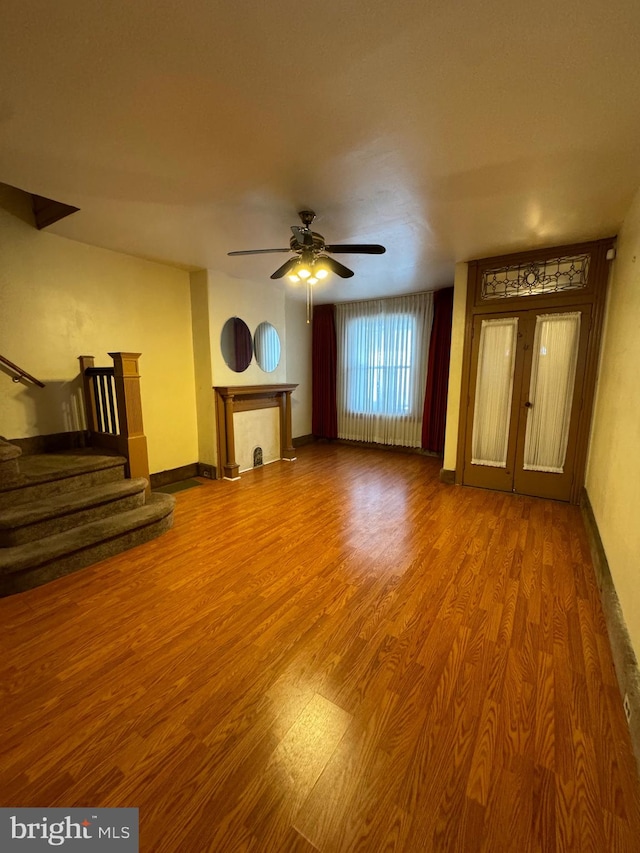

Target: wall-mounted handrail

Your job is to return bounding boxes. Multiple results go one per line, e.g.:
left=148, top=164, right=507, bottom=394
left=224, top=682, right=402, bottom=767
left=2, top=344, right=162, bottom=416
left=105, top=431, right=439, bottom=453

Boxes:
left=0, top=354, right=45, bottom=387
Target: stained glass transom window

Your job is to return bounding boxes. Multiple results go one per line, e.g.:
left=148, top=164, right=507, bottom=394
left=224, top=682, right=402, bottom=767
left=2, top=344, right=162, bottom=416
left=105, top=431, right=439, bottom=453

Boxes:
left=481, top=254, right=590, bottom=300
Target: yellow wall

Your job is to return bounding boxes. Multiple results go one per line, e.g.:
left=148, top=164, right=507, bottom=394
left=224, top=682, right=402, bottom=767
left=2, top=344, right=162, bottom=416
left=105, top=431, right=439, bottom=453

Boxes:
left=443, top=262, right=469, bottom=472
left=190, top=269, right=216, bottom=466
left=586, top=186, right=640, bottom=657
left=0, top=184, right=199, bottom=474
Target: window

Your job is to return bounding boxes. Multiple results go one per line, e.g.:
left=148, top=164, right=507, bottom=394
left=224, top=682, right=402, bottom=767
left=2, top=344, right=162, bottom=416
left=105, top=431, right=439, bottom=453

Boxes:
left=335, top=293, right=433, bottom=447
left=481, top=253, right=590, bottom=300
left=346, top=313, right=416, bottom=416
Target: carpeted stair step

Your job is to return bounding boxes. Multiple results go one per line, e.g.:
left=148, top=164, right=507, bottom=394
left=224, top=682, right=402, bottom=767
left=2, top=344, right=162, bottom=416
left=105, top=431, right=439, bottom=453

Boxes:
left=0, top=451, right=127, bottom=510
left=0, top=438, right=22, bottom=487
left=0, top=493, right=176, bottom=596
left=0, top=478, right=148, bottom=547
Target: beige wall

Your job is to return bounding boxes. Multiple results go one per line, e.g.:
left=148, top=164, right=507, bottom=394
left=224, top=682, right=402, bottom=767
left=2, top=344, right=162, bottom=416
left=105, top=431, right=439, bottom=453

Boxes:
left=586, top=186, right=640, bottom=657
left=207, top=269, right=285, bottom=470
left=0, top=184, right=199, bottom=474
left=443, top=262, right=469, bottom=472
left=235, top=408, right=280, bottom=472
left=208, top=270, right=287, bottom=386
left=285, top=296, right=313, bottom=438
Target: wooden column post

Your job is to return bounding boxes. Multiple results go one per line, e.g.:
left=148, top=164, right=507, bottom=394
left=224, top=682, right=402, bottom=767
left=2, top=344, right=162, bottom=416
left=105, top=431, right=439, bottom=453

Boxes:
left=108, top=352, right=150, bottom=491
left=78, top=355, right=99, bottom=433
left=280, top=390, right=297, bottom=461
left=223, top=393, right=240, bottom=480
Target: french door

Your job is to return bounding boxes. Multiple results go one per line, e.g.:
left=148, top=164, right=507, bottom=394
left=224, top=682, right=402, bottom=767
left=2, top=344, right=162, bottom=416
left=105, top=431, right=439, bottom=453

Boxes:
left=463, top=304, right=591, bottom=501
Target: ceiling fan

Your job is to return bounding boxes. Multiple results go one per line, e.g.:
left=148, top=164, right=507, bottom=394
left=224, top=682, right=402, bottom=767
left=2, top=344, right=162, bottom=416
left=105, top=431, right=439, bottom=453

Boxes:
left=227, top=210, right=386, bottom=281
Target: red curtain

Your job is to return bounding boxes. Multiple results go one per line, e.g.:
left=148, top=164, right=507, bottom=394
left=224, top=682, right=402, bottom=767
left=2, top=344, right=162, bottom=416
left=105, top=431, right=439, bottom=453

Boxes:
left=422, top=287, right=454, bottom=453
left=312, top=304, right=338, bottom=439
left=233, top=317, right=252, bottom=372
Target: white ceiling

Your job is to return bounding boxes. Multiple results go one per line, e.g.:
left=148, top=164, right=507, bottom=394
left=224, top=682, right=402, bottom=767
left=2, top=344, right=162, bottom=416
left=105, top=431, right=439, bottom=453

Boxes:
left=2, top=0, right=640, bottom=302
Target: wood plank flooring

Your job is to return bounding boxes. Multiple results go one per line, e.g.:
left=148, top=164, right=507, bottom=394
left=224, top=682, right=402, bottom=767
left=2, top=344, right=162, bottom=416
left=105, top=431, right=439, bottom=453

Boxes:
left=1, top=443, right=639, bottom=851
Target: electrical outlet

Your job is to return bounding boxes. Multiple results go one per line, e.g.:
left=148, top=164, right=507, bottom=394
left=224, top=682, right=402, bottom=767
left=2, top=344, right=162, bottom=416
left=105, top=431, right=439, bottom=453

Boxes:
left=624, top=694, right=632, bottom=723
left=202, top=469, right=211, bottom=478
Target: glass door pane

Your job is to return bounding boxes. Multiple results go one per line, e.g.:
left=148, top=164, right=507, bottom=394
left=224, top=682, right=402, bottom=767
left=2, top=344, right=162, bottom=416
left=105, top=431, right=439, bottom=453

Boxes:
left=471, top=317, right=519, bottom=467
left=523, top=312, right=581, bottom=472
left=514, top=306, right=590, bottom=501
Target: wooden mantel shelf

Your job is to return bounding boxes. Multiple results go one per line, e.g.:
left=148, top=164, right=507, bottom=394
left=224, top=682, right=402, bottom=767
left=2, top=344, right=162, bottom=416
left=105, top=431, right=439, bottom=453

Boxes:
left=214, top=383, right=297, bottom=399
left=213, top=384, right=298, bottom=480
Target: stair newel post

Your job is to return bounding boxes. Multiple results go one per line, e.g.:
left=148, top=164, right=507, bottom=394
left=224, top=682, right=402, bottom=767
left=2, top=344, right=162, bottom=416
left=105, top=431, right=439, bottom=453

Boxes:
left=108, top=352, right=150, bottom=494
left=78, top=356, right=99, bottom=433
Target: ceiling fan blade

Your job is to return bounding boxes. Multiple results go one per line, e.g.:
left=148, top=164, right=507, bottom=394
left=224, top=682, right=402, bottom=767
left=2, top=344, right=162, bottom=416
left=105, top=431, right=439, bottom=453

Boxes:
left=324, top=256, right=354, bottom=278
left=227, top=248, right=291, bottom=256
left=291, top=226, right=313, bottom=247
left=324, top=244, right=386, bottom=254
left=270, top=257, right=300, bottom=279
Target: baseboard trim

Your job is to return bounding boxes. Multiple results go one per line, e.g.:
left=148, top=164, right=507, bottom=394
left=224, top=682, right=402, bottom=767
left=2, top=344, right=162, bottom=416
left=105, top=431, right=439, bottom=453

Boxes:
left=150, top=463, right=200, bottom=489
left=293, top=434, right=315, bottom=448
left=197, top=463, right=217, bottom=481
left=332, top=438, right=441, bottom=457
left=439, top=468, right=456, bottom=485
left=581, top=487, right=640, bottom=769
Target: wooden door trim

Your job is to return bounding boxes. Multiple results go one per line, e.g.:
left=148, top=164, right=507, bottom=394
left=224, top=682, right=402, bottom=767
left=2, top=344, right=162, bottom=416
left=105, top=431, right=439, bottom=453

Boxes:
left=455, top=260, right=477, bottom=485
left=455, top=238, right=614, bottom=502
left=468, top=237, right=613, bottom=313
left=570, top=245, right=611, bottom=503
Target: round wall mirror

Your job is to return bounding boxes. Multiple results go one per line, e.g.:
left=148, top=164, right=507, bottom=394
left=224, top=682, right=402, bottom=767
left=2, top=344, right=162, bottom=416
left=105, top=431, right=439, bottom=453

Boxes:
left=221, top=317, right=253, bottom=372
left=254, top=322, right=281, bottom=373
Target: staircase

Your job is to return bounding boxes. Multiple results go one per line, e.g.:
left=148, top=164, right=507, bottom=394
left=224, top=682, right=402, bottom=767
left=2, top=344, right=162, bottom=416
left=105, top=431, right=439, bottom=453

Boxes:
left=0, top=438, right=175, bottom=596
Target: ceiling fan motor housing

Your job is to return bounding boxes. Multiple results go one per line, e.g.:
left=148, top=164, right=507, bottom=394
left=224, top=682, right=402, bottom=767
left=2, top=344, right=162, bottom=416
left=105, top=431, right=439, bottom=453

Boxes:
left=298, top=210, right=316, bottom=228
left=290, top=232, right=325, bottom=253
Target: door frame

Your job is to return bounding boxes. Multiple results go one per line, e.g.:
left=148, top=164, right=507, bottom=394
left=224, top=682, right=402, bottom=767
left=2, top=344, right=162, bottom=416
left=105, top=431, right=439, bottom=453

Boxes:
left=455, top=238, right=614, bottom=504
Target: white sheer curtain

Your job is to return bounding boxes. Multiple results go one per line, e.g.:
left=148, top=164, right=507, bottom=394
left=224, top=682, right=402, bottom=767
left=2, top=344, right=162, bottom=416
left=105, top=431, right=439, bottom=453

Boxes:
left=335, top=292, right=433, bottom=447
left=523, top=312, right=581, bottom=472
left=471, top=317, right=518, bottom=467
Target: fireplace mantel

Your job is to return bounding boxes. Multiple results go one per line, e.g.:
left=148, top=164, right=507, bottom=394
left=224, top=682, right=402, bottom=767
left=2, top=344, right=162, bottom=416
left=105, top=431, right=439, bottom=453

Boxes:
left=213, top=384, right=298, bottom=479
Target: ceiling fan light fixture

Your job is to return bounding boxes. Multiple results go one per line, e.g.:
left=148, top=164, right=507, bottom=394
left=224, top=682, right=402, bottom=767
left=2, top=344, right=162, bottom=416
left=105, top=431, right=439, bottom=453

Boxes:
left=298, top=266, right=311, bottom=279
left=308, top=276, right=318, bottom=285
left=288, top=273, right=301, bottom=283
left=313, top=257, right=330, bottom=279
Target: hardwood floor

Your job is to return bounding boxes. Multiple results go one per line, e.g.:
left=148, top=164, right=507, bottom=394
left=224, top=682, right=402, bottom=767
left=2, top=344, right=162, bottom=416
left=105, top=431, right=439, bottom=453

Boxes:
left=1, top=443, right=639, bottom=851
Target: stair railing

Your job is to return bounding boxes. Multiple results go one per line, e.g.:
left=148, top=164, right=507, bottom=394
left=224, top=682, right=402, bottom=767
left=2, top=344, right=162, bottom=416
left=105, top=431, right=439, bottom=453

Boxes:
left=79, top=352, right=150, bottom=491
left=0, top=354, right=45, bottom=387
